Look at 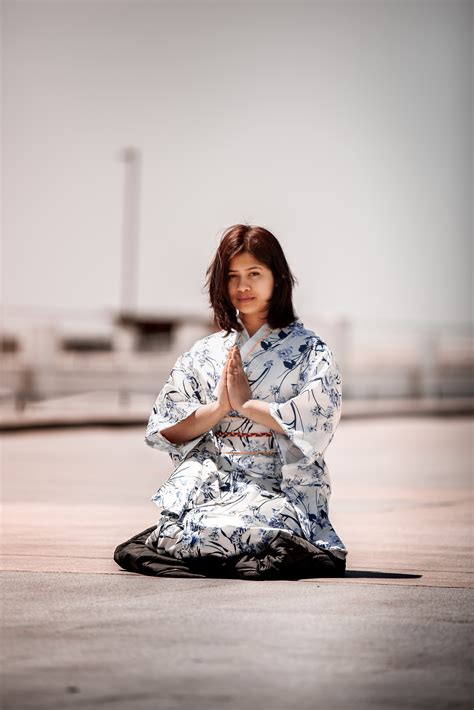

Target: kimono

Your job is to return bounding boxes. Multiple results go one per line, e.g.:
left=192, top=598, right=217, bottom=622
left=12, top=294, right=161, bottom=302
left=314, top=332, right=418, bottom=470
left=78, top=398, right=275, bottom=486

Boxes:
left=143, top=317, right=348, bottom=565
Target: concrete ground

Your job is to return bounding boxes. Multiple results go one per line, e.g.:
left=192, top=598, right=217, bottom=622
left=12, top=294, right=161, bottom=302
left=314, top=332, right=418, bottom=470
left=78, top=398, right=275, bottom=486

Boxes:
left=1, top=416, right=473, bottom=709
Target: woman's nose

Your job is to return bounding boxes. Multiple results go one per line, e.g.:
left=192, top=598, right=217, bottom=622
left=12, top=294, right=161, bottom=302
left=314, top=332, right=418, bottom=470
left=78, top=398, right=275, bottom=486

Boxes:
left=236, top=280, right=250, bottom=292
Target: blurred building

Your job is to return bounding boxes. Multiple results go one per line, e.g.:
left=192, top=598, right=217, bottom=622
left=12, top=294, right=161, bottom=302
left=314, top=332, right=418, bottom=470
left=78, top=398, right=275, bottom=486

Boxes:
left=0, top=308, right=211, bottom=411
left=0, top=307, right=473, bottom=413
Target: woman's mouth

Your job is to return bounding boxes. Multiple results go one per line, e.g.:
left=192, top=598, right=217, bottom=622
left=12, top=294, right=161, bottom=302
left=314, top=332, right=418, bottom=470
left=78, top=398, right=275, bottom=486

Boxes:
left=237, top=296, right=255, bottom=302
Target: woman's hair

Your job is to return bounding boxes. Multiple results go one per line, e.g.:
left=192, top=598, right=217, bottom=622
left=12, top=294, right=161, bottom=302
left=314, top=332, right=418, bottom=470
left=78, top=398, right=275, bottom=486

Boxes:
left=204, top=224, right=298, bottom=334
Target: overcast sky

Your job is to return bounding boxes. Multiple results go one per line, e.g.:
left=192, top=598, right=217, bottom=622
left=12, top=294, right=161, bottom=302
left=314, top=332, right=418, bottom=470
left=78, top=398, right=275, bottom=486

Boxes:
left=2, top=0, right=472, bottom=328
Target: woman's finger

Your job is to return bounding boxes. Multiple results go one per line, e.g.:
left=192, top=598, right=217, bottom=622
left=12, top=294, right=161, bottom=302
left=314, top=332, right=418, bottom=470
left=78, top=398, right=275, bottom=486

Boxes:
left=233, top=348, right=242, bottom=365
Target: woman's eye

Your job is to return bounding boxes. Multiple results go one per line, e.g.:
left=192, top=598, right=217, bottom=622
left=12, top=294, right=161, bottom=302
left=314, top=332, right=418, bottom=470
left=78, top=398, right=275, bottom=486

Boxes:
left=227, top=272, right=260, bottom=279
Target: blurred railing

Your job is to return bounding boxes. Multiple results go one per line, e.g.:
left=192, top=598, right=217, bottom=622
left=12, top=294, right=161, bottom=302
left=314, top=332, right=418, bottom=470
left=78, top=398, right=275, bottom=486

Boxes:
left=0, top=307, right=472, bottom=416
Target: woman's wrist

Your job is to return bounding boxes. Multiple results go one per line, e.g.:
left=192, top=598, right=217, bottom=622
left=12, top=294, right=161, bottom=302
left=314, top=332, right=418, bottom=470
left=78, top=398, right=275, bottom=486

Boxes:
left=237, top=399, right=285, bottom=434
left=237, top=400, right=252, bottom=417
left=213, top=400, right=231, bottom=420
left=238, top=400, right=267, bottom=419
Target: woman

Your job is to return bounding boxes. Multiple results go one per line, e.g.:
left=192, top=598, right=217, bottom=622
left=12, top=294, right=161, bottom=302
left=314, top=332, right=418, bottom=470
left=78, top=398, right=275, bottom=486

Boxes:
left=114, top=224, right=348, bottom=580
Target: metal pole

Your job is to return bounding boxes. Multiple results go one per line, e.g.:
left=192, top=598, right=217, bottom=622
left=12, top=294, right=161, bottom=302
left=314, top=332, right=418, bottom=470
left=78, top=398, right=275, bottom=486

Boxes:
left=118, top=147, right=141, bottom=407
left=119, top=147, right=141, bottom=318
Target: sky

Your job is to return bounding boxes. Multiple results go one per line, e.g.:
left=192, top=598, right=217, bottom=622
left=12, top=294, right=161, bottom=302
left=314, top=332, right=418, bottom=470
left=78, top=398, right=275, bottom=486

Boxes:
left=2, top=0, right=472, bottom=330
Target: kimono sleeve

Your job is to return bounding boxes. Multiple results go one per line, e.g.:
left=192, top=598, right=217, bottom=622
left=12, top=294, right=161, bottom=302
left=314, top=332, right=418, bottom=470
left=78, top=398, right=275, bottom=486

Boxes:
left=144, top=349, right=209, bottom=462
left=269, top=343, right=342, bottom=466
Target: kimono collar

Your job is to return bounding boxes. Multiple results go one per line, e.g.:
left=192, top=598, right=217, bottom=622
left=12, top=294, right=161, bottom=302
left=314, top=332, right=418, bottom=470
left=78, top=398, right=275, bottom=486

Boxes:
left=235, top=314, right=302, bottom=360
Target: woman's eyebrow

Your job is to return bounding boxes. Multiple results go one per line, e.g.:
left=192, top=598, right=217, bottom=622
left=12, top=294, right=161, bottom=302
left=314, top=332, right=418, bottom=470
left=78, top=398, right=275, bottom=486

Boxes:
left=228, top=265, right=262, bottom=273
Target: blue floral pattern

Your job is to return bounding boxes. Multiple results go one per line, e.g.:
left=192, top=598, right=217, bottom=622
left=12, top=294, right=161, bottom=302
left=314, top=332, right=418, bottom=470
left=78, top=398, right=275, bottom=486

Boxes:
left=144, top=318, right=347, bottom=561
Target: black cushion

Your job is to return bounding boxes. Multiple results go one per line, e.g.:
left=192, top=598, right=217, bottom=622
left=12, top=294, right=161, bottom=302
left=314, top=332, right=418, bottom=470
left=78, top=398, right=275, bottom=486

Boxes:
left=114, top=527, right=346, bottom=581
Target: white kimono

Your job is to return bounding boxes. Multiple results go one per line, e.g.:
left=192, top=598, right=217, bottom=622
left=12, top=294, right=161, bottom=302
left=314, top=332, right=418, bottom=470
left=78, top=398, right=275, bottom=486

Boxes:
left=144, top=318, right=348, bottom=562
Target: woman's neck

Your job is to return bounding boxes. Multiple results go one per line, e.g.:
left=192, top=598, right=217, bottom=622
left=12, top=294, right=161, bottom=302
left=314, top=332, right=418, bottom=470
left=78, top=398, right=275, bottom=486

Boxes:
left=240, top=313, right=268, bottom=338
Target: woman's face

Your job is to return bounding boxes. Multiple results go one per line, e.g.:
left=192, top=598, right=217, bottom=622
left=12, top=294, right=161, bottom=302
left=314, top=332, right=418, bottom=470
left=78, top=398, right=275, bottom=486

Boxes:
left=227, top=251, right=275, bottom=317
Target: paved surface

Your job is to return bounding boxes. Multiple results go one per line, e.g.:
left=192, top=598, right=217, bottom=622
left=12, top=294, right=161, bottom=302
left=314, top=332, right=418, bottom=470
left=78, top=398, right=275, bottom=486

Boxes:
left=1, top=417, right=473, bottom=709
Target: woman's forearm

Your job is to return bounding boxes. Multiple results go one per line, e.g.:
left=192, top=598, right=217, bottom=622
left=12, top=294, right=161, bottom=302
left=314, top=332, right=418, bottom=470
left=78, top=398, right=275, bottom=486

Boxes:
left=237, top=400, right=285, bottom=434
left=161, top=398, right=285, bottom=446
left=161, top=401, right=229, bottom=445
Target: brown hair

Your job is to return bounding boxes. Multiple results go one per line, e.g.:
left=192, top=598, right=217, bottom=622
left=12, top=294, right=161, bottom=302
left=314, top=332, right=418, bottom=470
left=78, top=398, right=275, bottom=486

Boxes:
left=204, top=224, right=298, bottom=334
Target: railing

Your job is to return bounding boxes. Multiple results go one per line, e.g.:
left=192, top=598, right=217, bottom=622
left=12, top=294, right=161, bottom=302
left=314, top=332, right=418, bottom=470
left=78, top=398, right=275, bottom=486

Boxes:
left=1, top=309, right=472, bottom=412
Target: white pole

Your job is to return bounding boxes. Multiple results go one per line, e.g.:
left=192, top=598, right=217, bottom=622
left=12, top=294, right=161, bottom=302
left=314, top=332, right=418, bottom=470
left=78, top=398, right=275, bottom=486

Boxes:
left=119, top=147, right=141, bottom=318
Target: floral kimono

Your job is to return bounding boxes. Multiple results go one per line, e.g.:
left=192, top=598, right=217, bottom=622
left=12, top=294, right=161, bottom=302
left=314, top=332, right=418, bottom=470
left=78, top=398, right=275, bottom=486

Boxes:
left=144, top=317, right=348, bottom=564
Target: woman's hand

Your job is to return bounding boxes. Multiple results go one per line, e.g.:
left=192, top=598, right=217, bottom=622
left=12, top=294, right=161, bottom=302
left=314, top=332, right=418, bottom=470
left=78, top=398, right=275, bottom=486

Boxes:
left=216, top=353, right=232, bottom=415
left=227, top=346, right=252, bottom=412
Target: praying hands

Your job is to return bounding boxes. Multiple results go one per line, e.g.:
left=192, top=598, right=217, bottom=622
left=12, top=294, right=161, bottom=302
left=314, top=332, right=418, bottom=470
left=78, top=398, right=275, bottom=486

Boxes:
left=216, top=347, right=284, bottom=433
left=227, top=345, right=253, bottom=411
left=216, top=345, right=251, bottom=414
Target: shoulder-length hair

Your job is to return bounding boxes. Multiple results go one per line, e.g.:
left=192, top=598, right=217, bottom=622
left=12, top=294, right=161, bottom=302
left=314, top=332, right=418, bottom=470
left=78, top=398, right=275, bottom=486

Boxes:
left=204, top=224, right=298, bottom=334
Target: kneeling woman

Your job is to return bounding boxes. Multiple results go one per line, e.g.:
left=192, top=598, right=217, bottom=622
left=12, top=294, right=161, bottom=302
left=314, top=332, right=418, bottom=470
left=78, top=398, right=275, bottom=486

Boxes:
left=114, top=224, right=348, bottom=580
